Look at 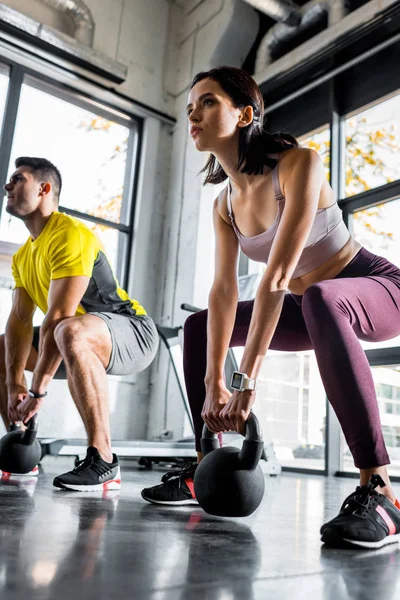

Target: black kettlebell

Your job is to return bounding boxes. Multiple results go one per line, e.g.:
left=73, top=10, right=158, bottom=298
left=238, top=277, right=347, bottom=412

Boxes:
left=0, top=414, right=41, bottom=474
left=194, top=411, right=265, bottom=517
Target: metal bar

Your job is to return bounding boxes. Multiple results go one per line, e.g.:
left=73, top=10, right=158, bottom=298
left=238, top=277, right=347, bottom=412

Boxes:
left=59, top=206, right=130, bottom=232
left=282, top=466, right=326, bottom=475
left=338, top=180, right=400, bottom=212
left=365, top=348, right=400, bottom=366
left=265, top=32, right=400, bottom=114
left=114, top=123, right=138, bottom=284
left=0, top=64, right=22, bottom=215
left=120, top=122, right=138, bottom=226
left=324, top=81, right=342, bottom=477
left=124, top=119, right=143, bottom=291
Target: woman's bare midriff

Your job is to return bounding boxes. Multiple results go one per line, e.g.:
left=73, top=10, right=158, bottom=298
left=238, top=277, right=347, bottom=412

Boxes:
left=288, top=236, right=362, bottom=296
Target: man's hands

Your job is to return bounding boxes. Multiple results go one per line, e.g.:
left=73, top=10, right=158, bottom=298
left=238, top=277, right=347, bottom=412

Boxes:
left=7, top=384, right=44, bottom=424
left=202, top=380, right=256, bottom=435
left=7, top=383, right=29, bottom=424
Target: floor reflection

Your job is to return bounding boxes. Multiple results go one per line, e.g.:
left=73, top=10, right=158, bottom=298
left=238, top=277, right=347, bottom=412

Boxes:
left=320, top=543, right=400, bottom=600
left=139, top=505, right=262, bottom=599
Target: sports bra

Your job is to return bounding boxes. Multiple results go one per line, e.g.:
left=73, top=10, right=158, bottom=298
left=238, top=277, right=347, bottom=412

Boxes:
left=226, top=156, right=350, bottom=279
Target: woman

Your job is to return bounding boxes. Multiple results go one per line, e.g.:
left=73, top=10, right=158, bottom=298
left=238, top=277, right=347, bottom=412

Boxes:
left=142, top=66, right=400, bottom=549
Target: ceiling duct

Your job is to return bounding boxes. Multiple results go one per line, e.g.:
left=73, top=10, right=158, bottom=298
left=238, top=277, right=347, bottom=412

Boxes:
left=243, top=0, right=302, bottom=27
left=0, top=3, right=127, bottom=83
left=251, top=0, right=347, bottom=72
left=39, top=0, right=95, bottom=47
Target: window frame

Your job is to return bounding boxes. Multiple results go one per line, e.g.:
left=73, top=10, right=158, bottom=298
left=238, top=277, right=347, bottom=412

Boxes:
left=0, top=58, right=144, bottom=288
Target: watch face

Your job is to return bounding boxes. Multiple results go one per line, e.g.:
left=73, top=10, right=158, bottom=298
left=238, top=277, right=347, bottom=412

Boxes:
left=232, top=372, right=243, bottom=390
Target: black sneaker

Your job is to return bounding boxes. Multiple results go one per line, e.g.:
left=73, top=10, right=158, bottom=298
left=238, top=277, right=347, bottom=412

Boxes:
left=53, top=447, right=121, bottom=492
left=141, top=462, right=198, bottom=505
left=321, top=474, right=400, bottom=549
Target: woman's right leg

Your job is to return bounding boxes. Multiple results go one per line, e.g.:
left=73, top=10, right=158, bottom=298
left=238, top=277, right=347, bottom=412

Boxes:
left=183, top=295, right=312, bottom=453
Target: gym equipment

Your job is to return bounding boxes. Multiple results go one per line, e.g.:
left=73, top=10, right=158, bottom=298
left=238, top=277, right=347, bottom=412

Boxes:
left=194, top=412, right=266, bottom=517
left=0, top=415, right=41, bottom=474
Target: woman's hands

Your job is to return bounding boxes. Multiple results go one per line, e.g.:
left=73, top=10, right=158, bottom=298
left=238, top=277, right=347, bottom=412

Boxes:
left=219, top=389, right=256, bottom=435
left=202, top=380, right=231, bottom=433
left=202, top=379, right=256, bottom=435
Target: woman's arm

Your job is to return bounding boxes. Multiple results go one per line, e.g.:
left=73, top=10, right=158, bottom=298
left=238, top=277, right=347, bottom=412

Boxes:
left=205, top=193, right=240, bottom=384
left=201, top=192, right=240, bottom=432
left=220, top=148, right=325, bottom=432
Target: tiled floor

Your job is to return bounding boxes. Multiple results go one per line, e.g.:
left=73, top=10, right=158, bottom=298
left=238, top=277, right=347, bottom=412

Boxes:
left=1, top=458, right=400, bottom=600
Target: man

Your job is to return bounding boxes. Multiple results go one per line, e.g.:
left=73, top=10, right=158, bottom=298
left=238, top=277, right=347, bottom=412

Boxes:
left=0, top=157, right=158, bottom=491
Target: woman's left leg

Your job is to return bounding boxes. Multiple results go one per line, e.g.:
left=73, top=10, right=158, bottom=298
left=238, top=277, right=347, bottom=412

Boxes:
left=302, top=275, right=400, bottom=498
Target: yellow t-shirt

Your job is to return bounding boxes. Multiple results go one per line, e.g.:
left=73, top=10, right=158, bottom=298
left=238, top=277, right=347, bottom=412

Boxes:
left=11, top=212, right=146, bottom=317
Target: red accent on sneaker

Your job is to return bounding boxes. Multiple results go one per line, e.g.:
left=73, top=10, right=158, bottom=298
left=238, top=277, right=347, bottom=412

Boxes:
left=103, top=479, right=121, bottom=490
left=395, top=499, right=400, bottom=510
left=185, top=478, right=196, bottom=499
left=376, top=505, right=397, bottom=535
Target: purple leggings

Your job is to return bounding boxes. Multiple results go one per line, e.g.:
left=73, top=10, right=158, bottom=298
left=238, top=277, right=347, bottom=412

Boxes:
left=183, top=248, right=400, bottom=468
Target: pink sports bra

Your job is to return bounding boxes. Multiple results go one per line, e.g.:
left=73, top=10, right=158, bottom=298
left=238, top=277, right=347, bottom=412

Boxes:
left=227, top=157, right=350, bottom=279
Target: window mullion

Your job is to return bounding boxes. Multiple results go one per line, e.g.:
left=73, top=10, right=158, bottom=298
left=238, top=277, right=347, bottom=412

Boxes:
left=0, top=64, right=23, bottom=215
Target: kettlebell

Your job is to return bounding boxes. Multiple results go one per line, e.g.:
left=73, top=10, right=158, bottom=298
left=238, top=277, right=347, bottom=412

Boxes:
left=0, top=414, right=41, bottom=474
left=194, top=411, right=265, bottom=517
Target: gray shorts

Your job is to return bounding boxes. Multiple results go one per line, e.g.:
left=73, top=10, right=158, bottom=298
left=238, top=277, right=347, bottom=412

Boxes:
left=32, top=313, right=159, bottom=379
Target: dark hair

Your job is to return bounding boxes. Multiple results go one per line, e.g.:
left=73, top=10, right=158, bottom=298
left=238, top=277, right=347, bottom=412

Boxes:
left=15, top=157, right=62, bottom=201
left=190, top=66, right=298, bottom=185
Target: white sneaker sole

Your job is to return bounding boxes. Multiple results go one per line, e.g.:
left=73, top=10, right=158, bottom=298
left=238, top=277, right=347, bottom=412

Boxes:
left=54, top=468, right=121, bottom=492
left=343, top=532, right=400, bottom=549
left=142, top=496, right=198, bottom=506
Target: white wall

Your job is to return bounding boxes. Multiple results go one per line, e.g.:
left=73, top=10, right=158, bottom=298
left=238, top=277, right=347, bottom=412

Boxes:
left=2, top=0, right=173, bottom=115
left=146, top=0, right=259, bottom=440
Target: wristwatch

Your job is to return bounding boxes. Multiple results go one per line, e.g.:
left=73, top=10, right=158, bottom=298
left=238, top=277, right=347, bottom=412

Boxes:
left=230, top=371, right=257, bottom=392
left=28, top=389, right=48, bottom=399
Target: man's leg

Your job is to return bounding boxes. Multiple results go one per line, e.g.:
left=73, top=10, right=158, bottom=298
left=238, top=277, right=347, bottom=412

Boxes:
left=0, top=334, right=38, bottom=431
left=53, top=315, right=113, bottom=463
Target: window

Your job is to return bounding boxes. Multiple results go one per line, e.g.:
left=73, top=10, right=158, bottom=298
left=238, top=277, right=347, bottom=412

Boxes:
left=253, top=350, right=326, bottom=471
left=345, top=93, right=400, bottom=197
left=0, top=67, right=9, bottom=126
left=0, top=78, right=137, bottom=281
left=349, top=197, right=400, bottom=350
left=342, top=365, right=400, bottom=477
left=299, top=125, right=330, bottom=180
left=0, top=67, right=11, bottom=333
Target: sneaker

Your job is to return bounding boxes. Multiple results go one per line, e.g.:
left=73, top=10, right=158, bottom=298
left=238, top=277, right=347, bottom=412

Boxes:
left=53, top=447, right=121, bottom=492
left=321, top=474, right=400, bottom=549
left=141, top=462, right=198, bottom=505
left=1, top=465, right=39, bottom=477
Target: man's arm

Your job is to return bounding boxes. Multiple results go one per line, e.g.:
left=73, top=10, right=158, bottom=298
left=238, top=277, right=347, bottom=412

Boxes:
left=5, top=288, right=36, bottom=422
left=30, top=276, right=90, bottom=395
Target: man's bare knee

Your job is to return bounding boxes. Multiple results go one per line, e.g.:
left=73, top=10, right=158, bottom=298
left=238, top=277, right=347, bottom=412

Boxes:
left=54, top=318, right=88, bottom=356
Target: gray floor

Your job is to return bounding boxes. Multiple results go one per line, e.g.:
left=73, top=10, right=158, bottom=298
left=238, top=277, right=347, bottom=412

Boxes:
left=1, top=458, right=400, bottom=600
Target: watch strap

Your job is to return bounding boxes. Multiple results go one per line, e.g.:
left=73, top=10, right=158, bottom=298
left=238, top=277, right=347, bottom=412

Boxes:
left=28, top=389, right=48, bottom=399
left=242, top=376, right=256, bottom=391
